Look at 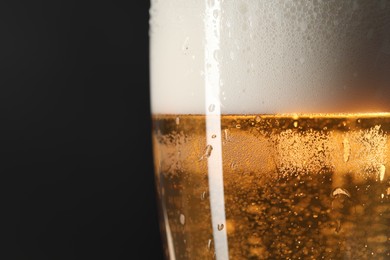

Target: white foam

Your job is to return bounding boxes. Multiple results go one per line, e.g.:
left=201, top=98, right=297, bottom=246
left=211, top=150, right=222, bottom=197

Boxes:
left=149, top=0, right=390, bottom=114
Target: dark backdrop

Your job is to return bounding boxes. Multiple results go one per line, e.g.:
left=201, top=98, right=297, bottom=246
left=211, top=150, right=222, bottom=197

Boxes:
left=3, top=1, right=164, bottom=259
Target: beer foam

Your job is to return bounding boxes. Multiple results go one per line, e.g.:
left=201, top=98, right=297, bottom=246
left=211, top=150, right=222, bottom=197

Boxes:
left=150, top=0, right=390, bottom=114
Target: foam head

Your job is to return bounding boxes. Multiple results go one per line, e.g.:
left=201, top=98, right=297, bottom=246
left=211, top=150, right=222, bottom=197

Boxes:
left=149, top=0, right=390, bottom=114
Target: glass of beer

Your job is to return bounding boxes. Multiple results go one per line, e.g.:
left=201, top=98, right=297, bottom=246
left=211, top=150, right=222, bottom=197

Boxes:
left=149, top=1, right=390, bottom=259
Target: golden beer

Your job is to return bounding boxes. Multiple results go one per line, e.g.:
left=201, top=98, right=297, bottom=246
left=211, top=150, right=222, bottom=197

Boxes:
left=152, top=113, right=390, bottom=259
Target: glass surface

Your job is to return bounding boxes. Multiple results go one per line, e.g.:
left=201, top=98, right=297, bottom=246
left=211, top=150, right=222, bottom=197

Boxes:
left=149, top=1, right=390, bottom=259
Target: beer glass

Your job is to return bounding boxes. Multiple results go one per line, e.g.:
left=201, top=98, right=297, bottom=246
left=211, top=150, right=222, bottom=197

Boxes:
left=149, top=1, right=390, bottom=259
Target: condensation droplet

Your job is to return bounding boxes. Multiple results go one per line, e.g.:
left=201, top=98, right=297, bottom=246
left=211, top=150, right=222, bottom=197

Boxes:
left=224, top=129, right=230, bottom=141
left=217, top=223, right=224, bottom=231
left=293, top=121, right=298, bottom=128
left=343, top=137, right=350, bottom=162
left=207, top=239, right=212, bottom=250
left=201, top=191, right=207, bottom=200
left=180, top=214, right=185, bottom=225
left=379, top=164, right=385, bottom=181
left=332, top=187, right=351, bottom=198
left=175, top=117, right=180, bottom=125
left=335, top=219, right=341, bottom=233
left=381, top=193, right=385, bottom=199
left=208, top=104, right=215, bottom=112
left=199, top=145, right=213, bottom=161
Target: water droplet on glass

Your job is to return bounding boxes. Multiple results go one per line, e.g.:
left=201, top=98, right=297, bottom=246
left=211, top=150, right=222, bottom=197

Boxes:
left=180, top=214, right=185, bottom=225
left=293, top=121, right=298, bottom=128
left=207, top=239, right=212, bottom=250
left=201, top=191, right=207, bottom=200
left=199, top=145, right=213, bottom=161
left=335, top=219, right=341, bottom=233
left=332, top=187, right=351, bottom=198
left=208, top=104, right=215, bottom=112
left=223, top=129, right=230, bottom=141
left=217, top=224, right=224, bottom=231
left=381, top=193, right=385, bottom=199
left=343, top=137, right=350, bottom=162
left=379, top=164, right=385, bottom=181
left=175, top=117, right=180, bottom=125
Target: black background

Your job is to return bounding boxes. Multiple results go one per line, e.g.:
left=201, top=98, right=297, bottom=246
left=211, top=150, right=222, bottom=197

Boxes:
left=3, top=1, right=164, bottom=259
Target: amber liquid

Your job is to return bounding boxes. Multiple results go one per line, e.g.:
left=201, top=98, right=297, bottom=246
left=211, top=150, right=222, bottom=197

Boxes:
left=152, top=114, right=390, bottom=259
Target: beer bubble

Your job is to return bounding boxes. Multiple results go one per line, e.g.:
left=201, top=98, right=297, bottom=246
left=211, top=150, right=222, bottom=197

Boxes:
left=180, top=213, right=186, bottom=225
